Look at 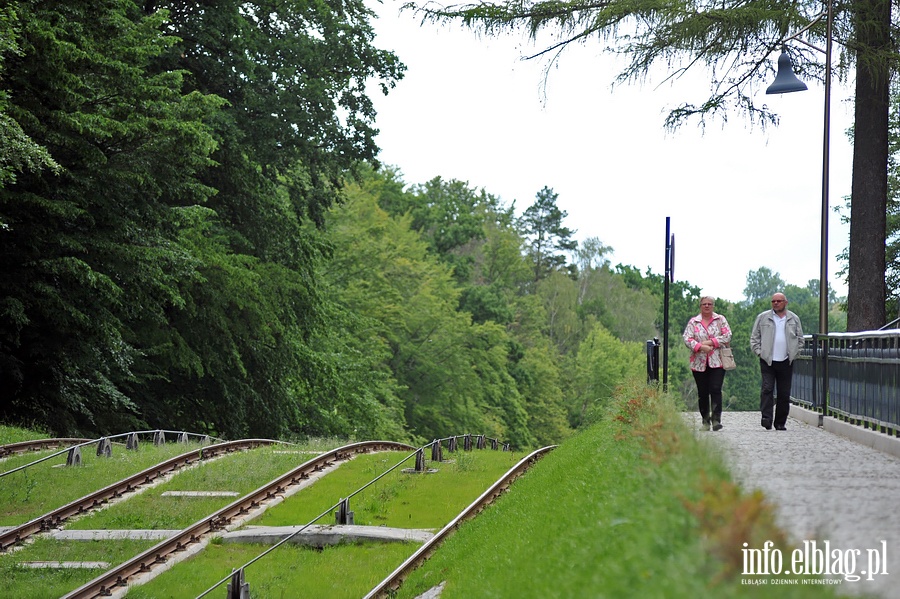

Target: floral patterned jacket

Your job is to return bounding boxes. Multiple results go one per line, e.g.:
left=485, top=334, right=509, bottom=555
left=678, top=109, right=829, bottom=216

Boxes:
left=682, top=313, right=733, bottom=372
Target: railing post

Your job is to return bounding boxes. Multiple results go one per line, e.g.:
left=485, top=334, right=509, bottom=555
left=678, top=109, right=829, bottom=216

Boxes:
left=812, top=334, right=819, bottom=412
left=430, top=439, right=443, bottom=462
left=821, top=333, right=829, bottom=425
left=414, top=448, right=426, bottom=472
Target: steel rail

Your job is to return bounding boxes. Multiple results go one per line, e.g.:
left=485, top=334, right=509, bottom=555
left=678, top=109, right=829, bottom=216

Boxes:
left=364, top=445, right=557, bottom=599
left=62, top=440, right=415, bottom=599
left=0, top=438, right=93, bottom=458
left=0, top=439, right=276, bottom=552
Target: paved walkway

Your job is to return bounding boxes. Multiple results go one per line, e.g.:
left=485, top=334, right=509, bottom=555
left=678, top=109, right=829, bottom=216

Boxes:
left=686, top=409, right=900, bottom=598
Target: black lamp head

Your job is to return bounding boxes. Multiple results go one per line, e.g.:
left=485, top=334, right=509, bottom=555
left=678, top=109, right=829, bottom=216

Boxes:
left=766, top=50, right=808, bottom=94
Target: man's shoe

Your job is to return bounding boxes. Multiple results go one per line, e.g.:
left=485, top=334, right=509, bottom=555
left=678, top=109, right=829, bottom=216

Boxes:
left=712, top=421, right=723, bottom=431
left=761, top=418, right=773, bottom=430
left=701, top=420, right=711, bottom=431
left=775, top=425, right=787, bottom=431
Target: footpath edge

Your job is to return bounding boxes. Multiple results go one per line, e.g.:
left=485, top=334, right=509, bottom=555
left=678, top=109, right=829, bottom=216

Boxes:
left=791, top=404, right=900, bottom=460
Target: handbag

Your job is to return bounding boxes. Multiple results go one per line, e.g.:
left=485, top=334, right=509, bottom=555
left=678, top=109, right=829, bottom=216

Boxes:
left=720, top=345, right=737, bottom=370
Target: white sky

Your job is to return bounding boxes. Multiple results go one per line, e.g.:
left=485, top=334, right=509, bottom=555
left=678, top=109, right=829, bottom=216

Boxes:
left=367, top=2, right=855, bottom=303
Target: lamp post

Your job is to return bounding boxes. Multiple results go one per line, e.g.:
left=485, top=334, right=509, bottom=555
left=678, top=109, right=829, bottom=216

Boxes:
left=765, top=0, right=833, bottom=339
left=765, top=0, right=833, bottom=414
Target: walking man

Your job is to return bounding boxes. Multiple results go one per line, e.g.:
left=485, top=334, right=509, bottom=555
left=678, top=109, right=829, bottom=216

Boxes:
left=750, top=292, right=805, bottom=430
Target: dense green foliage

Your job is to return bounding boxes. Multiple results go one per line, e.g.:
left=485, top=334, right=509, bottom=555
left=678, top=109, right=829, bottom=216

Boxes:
left=0, top=1, right=850, bottom=447
left=0, top=1, right=403, bottom=438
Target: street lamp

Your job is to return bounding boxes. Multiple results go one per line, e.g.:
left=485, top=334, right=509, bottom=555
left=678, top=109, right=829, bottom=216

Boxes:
left=765, top=0, right=834, bottom=416
left=765, top=0, right=834, bottom=339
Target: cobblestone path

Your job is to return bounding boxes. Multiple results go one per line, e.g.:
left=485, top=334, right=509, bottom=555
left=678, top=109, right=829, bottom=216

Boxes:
left=685, top=409, right=900, bottom=598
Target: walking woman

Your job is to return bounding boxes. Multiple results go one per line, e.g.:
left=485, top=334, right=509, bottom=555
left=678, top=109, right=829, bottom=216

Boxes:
left=682, top=295, right=733, bottom=431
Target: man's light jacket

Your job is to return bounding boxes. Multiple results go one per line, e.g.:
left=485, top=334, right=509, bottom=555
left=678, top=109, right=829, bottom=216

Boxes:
left=750, top=310, right=804, bottom=366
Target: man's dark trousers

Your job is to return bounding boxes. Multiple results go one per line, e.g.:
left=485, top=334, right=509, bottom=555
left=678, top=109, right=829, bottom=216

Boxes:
left=760, top=358, right=793, bottom=428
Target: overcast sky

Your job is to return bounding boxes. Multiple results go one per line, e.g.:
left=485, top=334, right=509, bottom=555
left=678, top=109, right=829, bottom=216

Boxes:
left=367, top=2, right=856, bottom=303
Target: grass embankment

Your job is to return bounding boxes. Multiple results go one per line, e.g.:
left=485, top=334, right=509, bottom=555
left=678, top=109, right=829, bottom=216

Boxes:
left=394, top=385, right=844, bottom=599
left=0, top=425, right=51, bottom=444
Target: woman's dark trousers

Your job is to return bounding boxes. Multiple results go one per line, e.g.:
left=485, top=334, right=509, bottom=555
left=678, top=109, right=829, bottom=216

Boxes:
left=693, top=367, right=726, bottom=425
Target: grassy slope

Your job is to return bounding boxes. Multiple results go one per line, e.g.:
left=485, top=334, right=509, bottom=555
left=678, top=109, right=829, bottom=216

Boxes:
left=394, top=384, right=844, bottom=599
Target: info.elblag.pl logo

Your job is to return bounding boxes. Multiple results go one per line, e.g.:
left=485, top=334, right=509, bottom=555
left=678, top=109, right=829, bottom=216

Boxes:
left=742, top=540, right=889, bottom=584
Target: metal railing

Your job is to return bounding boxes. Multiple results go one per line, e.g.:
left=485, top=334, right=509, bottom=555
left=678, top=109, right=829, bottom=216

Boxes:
left=793, top=330, right=900, bottom=433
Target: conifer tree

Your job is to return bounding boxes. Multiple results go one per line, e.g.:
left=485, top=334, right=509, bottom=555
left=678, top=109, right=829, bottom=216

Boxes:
left=519, top=186, right=577, bottom=283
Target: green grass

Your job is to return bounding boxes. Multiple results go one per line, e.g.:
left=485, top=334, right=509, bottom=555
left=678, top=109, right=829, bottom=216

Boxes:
left=1, top=392, right=861, bottom=599
left=0, top=441, right=364, bottom=598
left=392, top=385, right=848, bottom=599
left=0, top=425, right=52, bottom=444
left=125, top=448, right=521, bottom=597
left=255, top=449, right=522, bottom=529
left=0, top=537, right=158, bottom=599
left=0, top=443, right=203, bottom=526
left=126, top=541, right=417, bottom=599
left=70, top=446, right=325, bottom=530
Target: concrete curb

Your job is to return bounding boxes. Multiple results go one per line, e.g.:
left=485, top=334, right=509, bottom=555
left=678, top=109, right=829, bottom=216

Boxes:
left=50, top=530, right=180, bottom=541
left=791, top=404, right=900, bottom=460
left=221, top=524, right=434, bottom=547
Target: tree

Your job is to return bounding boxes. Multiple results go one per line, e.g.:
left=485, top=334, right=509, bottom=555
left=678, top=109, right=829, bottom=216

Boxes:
left=152, top=0, right=405, bottom=231
left=0, top=0, right=407, bottom=437
left=380, top=175, right=508, bottom=283
left=569, top=323, right=644, bottom=426
left=0, top=1, right=223, bottom=433
left=875, top=84, right=900, bottom=323
left=408, top=0, right=895, bottom=330
left=519, top=186, right=577, bottom=282
left=324, top=174, right=538, bottom=446
left=537, top=271, right=582, bottom=355
left=846, top=0, right=891, bottom=331
left=0, top=6, right=58, bottom=189
left=743, top=267, right=787, bottom=303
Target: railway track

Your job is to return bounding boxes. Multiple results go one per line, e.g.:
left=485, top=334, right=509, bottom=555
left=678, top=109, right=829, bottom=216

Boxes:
left=0, top=438, right=276, bottom=552
left=0, top=438, right=92, bottom=458
left=4, top=436, right=542, bottom=597
left=364, top=445, right=556, bottom=598
left=61, top=440, right=414, bottom=599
